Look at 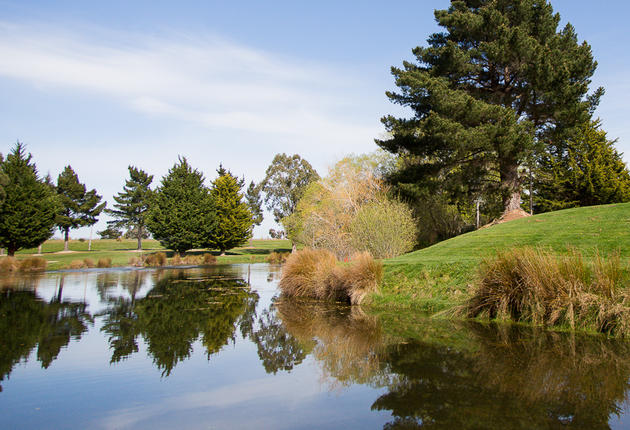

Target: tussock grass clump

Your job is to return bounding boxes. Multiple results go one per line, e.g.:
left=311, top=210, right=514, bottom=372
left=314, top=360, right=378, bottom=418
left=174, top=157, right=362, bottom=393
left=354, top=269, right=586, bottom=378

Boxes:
left=69, top=260, right=86, bottom=269
left=83, top=258, right=96, bottom=268
left=97, top=258, right=112, bottom=268
left=0, top=257, right=20, bottom=273
left=128, top=256, right=144, bottom=267
left=267, top=251, right=290, bottom=264
left=145, top=252, right=167, bottom=267
left=279, top=248, right=383, bottom=305
left=466, top=247, right=630, bottom=336
left=203, top=253, right=216, bottom=265
left=19, top=257, right=47, bottom=272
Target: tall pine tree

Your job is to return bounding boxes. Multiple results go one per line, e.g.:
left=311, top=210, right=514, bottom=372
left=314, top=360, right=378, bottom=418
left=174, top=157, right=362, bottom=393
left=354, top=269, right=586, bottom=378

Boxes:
left=378, top=0, right=602, bottom=214
left=55, top=166, right=106, bottom=251
left=106, top=166, right=153, bottom=250
left=146, top=157, right=216, bottom=255
left=0, top=143, right=58, bottom=256
left=208, top=167, right=253, bottom=255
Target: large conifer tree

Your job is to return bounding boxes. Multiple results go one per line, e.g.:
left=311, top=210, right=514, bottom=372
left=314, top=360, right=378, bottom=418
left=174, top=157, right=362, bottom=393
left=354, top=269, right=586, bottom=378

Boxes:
left=378, top=0, right=602, bottom=214
left=55, top=166, right=106, bottom=251
left=146, top=157, right=216, bottom=255
left=208, top=167, right=253, bottom=255
left=0, top=143, right=58, bottom=256
left=106, top=166, right=153, bottom=250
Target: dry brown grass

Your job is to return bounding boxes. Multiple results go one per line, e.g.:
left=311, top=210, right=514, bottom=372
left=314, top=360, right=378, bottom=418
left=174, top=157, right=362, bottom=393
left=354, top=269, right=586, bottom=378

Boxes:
left=69, top=259, right=86, bottom=269
left=279, top=248, right=383, bottom=304
left=18, top=257, right=47, bottom=272
left=83, top=258, right=96, bottom=268
left=0, top=257, right=20, bottom=273
left=97, top=258, right=112, bottom=268
left=203, top=253, right=217, bottom=265
left=145, top=252, right=167, bottom=267
left=465, top=247, right=630, bottom=336
left=128, top=256, right=144, bottom=267
left=267, top=251, right=290, bottom=264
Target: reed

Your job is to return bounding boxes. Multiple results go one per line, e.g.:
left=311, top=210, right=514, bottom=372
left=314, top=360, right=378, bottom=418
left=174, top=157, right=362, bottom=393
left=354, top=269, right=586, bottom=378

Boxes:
left=97, top=258, right=112, bottom=268
left=267, top=251, right=290, bottom=264
left=279, top=248, right=383, bottom=304
left=203, top=253, right=217, bottom=265
left=465, top=247, right=630, bottom=336
left=83, top=258, right=96, bottom=268
left=18, top=257, right=47, bottom=272
left=69, top=260, right=86, bottom=269
left=144, top=252, right=167, bottom=267
left=0, top=257, right=20, bottom=273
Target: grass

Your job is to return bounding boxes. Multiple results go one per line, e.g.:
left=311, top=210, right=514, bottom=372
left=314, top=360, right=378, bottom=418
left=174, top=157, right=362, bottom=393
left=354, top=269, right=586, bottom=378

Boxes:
left=3, top=238, right=292, bottom=271
left=370, top=202, right=630, bottom=318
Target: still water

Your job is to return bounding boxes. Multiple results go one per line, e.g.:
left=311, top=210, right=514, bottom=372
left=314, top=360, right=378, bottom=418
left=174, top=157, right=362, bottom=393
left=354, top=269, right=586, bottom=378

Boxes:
left=1, top=264, right=630, bottom=429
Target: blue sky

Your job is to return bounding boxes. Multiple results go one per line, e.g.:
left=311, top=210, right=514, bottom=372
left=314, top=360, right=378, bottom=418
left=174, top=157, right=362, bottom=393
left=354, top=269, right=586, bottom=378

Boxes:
left=1, top=0, right=628, bottom=238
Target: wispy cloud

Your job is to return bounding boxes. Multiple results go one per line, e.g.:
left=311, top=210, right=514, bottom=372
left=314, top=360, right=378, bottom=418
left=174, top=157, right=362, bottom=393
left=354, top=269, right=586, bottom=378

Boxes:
left=0, top=22, right=378, bottom=142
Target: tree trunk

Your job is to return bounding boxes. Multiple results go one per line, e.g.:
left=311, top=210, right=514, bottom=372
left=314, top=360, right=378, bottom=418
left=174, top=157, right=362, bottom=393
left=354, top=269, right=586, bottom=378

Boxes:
left=220, top=249, right=226, bottom=256
left=8, top=246, right=16, bottom=257
left=64, top=229, right=70, bottom=251
left=137, top=235, right=142, bottom=251
left=500, top=161, right=522, bottom=213
left=292, top=242, right=297, bottom=253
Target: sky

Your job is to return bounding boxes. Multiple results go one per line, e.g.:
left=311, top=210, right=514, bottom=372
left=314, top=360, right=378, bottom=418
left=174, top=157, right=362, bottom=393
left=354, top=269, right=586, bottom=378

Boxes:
left=1, top=0, right=629, bottom=238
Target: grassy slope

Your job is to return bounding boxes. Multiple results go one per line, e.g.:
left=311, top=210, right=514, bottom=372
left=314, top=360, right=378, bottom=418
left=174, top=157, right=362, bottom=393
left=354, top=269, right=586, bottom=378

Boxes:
left=8, top=239, right=292, bottom=271
left=370, top=202, right=630, bottom=311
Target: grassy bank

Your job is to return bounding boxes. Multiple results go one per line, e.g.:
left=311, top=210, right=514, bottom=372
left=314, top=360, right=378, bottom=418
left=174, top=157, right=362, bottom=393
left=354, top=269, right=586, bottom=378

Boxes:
left=3, top=239, right=292, bottom=271
left=369, top=203, right=630, bottom=315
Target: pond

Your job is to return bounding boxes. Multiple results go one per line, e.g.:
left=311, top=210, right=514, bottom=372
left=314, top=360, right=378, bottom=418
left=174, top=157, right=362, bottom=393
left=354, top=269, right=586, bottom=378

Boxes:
left=1, top=264, right=630, bottom=429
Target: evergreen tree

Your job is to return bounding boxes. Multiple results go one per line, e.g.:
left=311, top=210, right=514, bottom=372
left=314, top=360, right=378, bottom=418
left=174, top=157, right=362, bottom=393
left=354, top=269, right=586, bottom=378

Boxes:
left=0, top=154, right=7, bottom=206
left=105, top=166, right=153, bottom=250
left=146, top=157, right=216, bottom=255
left=378, top=0, right=602, bottom=214
left=55, top=166, right=106, bottom=251
left=535, top=120, right=630, bottom=212
left=0, top=143, right=58, bottom=256
left=208, top=167, right=253, bottom=255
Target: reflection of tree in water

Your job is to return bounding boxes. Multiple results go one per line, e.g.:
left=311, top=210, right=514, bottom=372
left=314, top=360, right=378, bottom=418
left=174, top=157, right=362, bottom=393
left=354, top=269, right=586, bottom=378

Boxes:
left=101, top=270, right=258, bottom=376
left=371, top=321, right=630, bottom=429
left=0, top=276, right=92, bottom=392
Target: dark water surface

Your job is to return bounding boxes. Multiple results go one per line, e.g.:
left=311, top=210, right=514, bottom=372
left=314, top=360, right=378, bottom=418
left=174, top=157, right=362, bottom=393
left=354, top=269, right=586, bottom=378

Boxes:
left=1, top=265, right=630, bottom=429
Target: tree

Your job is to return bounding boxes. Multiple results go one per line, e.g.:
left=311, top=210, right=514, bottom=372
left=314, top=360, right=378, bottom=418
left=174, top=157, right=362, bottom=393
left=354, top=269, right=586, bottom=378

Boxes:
left=245, top=181, right=264, bottom=228
left=105, top=166, right=153, bottom=250
left=55, top=166, right=106, bottom=251
left=208, top=167, right=253, bottom=255
left=0, top=154, right=7, bottom=206
left=145, top=157, right=216, bottom=255
left=97, top=226, right=123, bottom=240
left=0, top=143, right=58, bottom=256
left=534, top=120, right=630, bottom=212
left=260, top=153, right=319, bottom=224
left=378, top=0, right=602, bottom=214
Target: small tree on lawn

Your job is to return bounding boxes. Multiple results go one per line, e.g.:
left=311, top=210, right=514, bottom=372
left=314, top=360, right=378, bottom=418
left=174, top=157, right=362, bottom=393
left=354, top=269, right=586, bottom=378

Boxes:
left=0, top=143, right=58, bottom=256
left=208, top=167, right=253, bottom=255
left=106, top=166, right=153, bottom=250
left=146, top=157, right=216, bottom=255
left=55, top=166, right=106, bottom=251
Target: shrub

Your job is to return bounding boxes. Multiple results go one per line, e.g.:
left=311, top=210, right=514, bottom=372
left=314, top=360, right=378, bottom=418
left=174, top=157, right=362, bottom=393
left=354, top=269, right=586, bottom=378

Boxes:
left=466, top=247, right=630, bottom=336
left=144, top=252, right=167, bottom=267
left=267, top=251, right=289, bottom=264
left=19, top=257, right=47, bottom=272
left=97, top=258, right=112, bottom=268
left=0, top=257, right=20, bottom=273
left=83, top=258, right=96, bottom=268
left=349, top=199, right=417, bottom=259
left=78, top=238, right=86, bottom=243
left=69, top=260, right=86, bottom=269
left=203, top=253, right=217, bottom=265
left=279, top=249, right=383, bottom=304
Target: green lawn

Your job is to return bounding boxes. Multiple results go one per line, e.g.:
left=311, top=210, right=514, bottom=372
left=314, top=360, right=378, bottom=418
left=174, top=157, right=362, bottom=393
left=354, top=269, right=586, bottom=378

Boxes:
left=7, top=239, right=292, bottom=271
left=370, top=202, right=630, bottom=311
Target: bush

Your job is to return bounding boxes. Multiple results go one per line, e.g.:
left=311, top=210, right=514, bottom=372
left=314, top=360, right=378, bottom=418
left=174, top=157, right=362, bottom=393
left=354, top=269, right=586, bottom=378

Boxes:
left=267, top=251, right=289, bottom=264
left=349, top=199, right=417, bottom=259
left=203, top=253, right=217, bottom=265
left=78, top=238, right=86, bottom=243
left=145, top=252, right=167, bottom=267
left=0, top=257, right=20, bottom=273
left=279, top=249, right=383, bottom=304
left=69, top=260, right=86, bottom=269
left=466, top=247, right=630, bottom=336
left=83, top=258, right=96, bottom=268
left=19, top=257, right=47, bottom=272
left=97, top=258, right=112, bottom=268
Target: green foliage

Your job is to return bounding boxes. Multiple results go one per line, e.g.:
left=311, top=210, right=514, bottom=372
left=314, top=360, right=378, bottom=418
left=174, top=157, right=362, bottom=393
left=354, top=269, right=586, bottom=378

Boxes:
left=105, top=166, right=153, bottom=249
left=0, top=153, right=7, bottom=205
left=0, top=143, right=58, bottom=255
left=535, top=120, right=630, bottom=212
left=55, top=165, right=106, bottom=248
left=245, top=181, right=264, bottom=227
left=146, top=157, right=216, bottom=254
left=208, top=168, right=253, bottom=253
left=378, top=0, right=601, bottom=213
left=260, top=153, right=319, bottom=223
left=349, top=199, right=417, bottom=259
left=97, top=226, right=123, bottom=239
